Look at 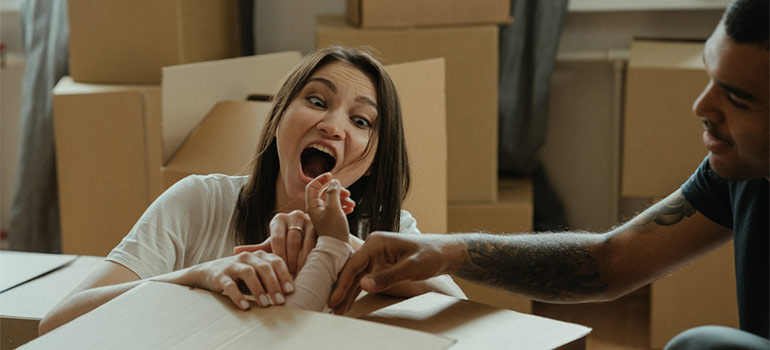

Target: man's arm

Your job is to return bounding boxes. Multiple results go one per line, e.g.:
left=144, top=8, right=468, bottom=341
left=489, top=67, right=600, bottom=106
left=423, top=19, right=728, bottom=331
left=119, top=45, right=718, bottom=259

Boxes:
left=330, top=189, right=732, bottom=311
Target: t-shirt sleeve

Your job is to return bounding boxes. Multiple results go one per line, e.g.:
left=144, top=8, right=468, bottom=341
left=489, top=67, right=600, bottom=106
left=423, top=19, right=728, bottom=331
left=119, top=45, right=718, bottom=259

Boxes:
left=286, top=236, right=353, bottom=311
left=398, top=210, right=421, bottom=234
left=106, top=176, right=208, bottom=279
left=680, top=157, right=733, bottom=228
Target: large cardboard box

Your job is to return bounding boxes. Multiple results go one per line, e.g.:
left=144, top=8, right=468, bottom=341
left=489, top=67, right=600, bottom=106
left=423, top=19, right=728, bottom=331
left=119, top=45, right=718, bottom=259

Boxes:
left=650, top=243, right=739, bottom=348
left=621, top=40, right=709, bottom=197
left=317, top=16, right=499, bottom=202
left=67, top=0, right=241, bottom=84
left=163, top=58, right=449, bottom=234
left=53, top=78, right=162, bottom=256
left=22, top=282, right=590, bottom=349
left=346, top=0, right=510, bottom=28
left=448, top=178, right=533, bottom=313
left=0, top=254, right=104, bottom=350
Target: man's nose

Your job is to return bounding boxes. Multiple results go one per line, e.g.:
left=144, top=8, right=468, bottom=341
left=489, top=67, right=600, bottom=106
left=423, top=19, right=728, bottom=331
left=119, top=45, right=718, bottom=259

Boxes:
left=692, top=80, right=724, bottom=124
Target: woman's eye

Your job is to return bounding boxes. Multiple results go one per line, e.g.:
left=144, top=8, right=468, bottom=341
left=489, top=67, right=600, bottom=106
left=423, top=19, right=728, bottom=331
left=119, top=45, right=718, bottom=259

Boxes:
left=307, top=96, right=325, bottom=108
left=351, top=116, right=372, bottom=128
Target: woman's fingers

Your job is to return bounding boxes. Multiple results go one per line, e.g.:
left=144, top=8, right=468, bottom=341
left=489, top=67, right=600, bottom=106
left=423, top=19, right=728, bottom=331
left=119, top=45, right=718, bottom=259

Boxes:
left=232, top=263, right=268, bottom=307
left=268, top=216, right=289, bottom=263
left=233, top=239, right=272, bottom=255
left=219, top=275, right=250, bottom=310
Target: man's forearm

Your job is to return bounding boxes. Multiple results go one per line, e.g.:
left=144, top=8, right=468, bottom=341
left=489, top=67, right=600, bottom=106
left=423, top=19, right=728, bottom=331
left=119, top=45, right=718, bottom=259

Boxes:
left=453, top=233, right=612, bottom=303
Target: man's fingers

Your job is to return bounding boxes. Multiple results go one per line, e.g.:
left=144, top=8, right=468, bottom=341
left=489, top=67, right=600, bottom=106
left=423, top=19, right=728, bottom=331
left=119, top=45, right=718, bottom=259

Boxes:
left=328, top=252, right=368, bottom=308
left=335, top=285, right=362, bottom=315
left=360, top=260, right=411, bottom=294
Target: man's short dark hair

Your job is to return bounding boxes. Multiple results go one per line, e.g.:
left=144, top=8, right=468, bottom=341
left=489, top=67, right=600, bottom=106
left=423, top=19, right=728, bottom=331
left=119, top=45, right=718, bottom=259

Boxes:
left=724, top=0, right=769, bottom=49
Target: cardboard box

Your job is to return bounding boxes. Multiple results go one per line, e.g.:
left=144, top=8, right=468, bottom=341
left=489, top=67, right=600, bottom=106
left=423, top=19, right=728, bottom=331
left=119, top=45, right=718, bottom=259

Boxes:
left=162, top=101, right=272, bottom=189
left=448, top=178, right=533, bottom=313
left=650, top=243, right=739, bottom=348
left=0, top=254, right=104, bottom=350
left=23, top=282, right=589, bottom=349
left=346, top=0, right=510, bottom=28
left=0, top=251, right=76, bottom=292
left=67, top=0, right=241, bottom=84
left=162, top=58, right=449, bottom=234
left=317, top=16, right=499, bottom=202
left=621, top=40, right=709, bottom=197
left=161, top=52, right=302, bottom=163
left=361, top=292, right=591, bottom=349
left=21, top=282, right=456, bottom=350
left=53, top=78, right=162, bottom=256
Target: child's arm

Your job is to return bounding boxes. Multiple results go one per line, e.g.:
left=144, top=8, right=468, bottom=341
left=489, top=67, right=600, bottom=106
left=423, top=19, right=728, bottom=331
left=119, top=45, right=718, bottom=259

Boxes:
left=284, top=174, right=352, bottom=311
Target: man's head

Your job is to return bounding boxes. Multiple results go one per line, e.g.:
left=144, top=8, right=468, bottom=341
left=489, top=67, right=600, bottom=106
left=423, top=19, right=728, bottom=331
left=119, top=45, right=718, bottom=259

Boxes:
left=693, top=0, right=769, bottom=180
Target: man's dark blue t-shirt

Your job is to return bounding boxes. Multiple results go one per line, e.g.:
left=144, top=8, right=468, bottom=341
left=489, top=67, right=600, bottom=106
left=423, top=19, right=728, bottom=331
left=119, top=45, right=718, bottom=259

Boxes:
left=681, top=157, right=769, bottom=338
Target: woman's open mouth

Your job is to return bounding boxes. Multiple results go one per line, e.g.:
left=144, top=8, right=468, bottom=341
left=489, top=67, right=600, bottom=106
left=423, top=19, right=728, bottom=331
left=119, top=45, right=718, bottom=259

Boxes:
left=300, top=144, right=337, bottom=180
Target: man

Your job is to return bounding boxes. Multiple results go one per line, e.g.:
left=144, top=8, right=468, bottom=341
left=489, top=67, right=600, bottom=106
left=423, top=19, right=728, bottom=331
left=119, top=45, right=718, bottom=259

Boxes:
left=328, top=0, right=769, bottom=348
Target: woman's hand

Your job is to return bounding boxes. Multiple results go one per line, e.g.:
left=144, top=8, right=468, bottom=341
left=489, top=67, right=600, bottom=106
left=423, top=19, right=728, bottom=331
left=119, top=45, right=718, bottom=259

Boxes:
left=305, top=173, right=350, bottom=242
left=186, top=251, right=295, bottom=310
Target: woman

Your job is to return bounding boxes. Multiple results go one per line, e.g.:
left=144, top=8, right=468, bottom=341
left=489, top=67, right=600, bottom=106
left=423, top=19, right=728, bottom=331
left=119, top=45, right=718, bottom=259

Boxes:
left=39, top=46, right=464, bottom=335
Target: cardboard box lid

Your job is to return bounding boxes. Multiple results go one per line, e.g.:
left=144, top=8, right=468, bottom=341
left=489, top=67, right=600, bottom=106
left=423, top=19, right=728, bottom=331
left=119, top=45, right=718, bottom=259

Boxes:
left=0, top=252, right=77, bottom=293
left=628, top=40, right=705, bottom=70
left=387, top=58, right=447, bottom=234
left=163, top=101, right=271, bottom=177
left=361, top=292, right=591, bottom=350
left=21, top=281, right=455, bottom=349
left=0, top=256, right=104, bottom=319
left=162, top=52, right=302, bottom=163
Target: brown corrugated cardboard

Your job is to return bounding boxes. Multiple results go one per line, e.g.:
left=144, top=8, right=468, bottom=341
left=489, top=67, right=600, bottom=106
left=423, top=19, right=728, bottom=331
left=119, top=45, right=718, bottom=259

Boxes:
left=161, top=52, right=302, bottom=163
left=162, top=101, right=272, bottom=189
left=448, top=178, right=533, bottom=313
left=162, top=58, right=449, bottom=234
left=53, top=77, right=162, bottom=256
left=317, top=16, right=499, bottom=202
left=21, top=282, right=456, bottom=350
left=346, top=0, right=510, bottom=28
left=361, top=292, right=591, bottom=350
left=67, top=0, right=241, bottom=84
left=387, top=58, right=447, bottom=233
left=0, top=255, right=104, bottom=350
left=650, top=243, right=739, bottom=348
left=621, top=40, right=709, bottom=197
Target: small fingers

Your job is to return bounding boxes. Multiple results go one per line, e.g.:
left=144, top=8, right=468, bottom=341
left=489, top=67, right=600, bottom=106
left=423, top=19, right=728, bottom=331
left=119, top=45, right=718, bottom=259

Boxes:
left=305, top=173, right=333, bottom=217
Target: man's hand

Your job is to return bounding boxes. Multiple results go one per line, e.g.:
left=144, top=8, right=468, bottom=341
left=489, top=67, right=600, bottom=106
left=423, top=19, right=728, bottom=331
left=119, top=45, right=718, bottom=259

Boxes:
left=327, top=231, right=467, bottom=314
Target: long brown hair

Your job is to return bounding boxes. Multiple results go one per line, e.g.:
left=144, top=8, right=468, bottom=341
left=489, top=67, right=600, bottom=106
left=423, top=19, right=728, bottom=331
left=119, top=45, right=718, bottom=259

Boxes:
left=232, top=46, right=410, bottom=245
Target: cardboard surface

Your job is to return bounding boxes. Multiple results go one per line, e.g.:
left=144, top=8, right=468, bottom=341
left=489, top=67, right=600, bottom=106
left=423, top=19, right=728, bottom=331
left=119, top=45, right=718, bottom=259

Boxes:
left=387, top=58, right=448, bottom=233
left=622, top=40, right=709, bottom=197
left=161, top=52, right=302, bottom=163
left=67, top=0, right=240, bottom=84
left=162, top=101, right=272, bottom=189
left=0, top=251, right=76, bottom=293
left=0, top=255, right=104, bottom=350
left=346, top=0, right=510, bottom=28
left=317, top=16, right=499, bottom=202
left=650, top=243, right=739, bottom=348
left=21, top=282, right=455, bottom=350
left=53, top=77, right=162, bottom=256
left=361, top=292, right=591, bottom=350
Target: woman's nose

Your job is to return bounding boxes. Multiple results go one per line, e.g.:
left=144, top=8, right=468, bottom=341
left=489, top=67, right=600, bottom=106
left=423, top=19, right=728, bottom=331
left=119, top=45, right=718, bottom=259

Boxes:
left=317, top=113, right=345, bottom=140
left=692, top=80, right=724, bottom=124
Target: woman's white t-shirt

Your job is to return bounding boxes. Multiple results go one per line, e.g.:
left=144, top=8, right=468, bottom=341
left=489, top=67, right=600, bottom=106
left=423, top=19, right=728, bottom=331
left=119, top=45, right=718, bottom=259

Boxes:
left=107, top=174, right=421, bottom=281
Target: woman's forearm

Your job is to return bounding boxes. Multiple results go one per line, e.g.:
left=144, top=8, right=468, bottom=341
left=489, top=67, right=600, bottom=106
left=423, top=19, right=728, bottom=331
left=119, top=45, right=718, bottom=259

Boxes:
left=39, top=268, right=191, bottom=336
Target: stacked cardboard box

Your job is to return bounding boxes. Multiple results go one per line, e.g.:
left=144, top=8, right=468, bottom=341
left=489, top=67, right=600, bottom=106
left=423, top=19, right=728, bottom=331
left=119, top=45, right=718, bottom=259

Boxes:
left=317, top=2, right=535, bottom=313
left=623, top=39, right=738, bottom=348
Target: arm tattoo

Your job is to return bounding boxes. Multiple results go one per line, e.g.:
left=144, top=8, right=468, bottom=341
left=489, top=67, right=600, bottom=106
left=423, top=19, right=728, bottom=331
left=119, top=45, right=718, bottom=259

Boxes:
left=634, top=194, right=695, bottom=227
left=455, top=235, right=608, bottom=301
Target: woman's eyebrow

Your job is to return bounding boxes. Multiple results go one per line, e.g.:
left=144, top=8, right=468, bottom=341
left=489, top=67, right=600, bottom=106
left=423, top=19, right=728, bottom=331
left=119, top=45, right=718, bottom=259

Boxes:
left=308, top=77, right=337, bottom=93
left=356, top=96, right=377, bottom=109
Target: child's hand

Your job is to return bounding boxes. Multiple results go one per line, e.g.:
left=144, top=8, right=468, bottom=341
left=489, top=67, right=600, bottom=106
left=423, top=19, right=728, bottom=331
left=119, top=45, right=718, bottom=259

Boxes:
left=305, top=173, right=352, bottom=242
